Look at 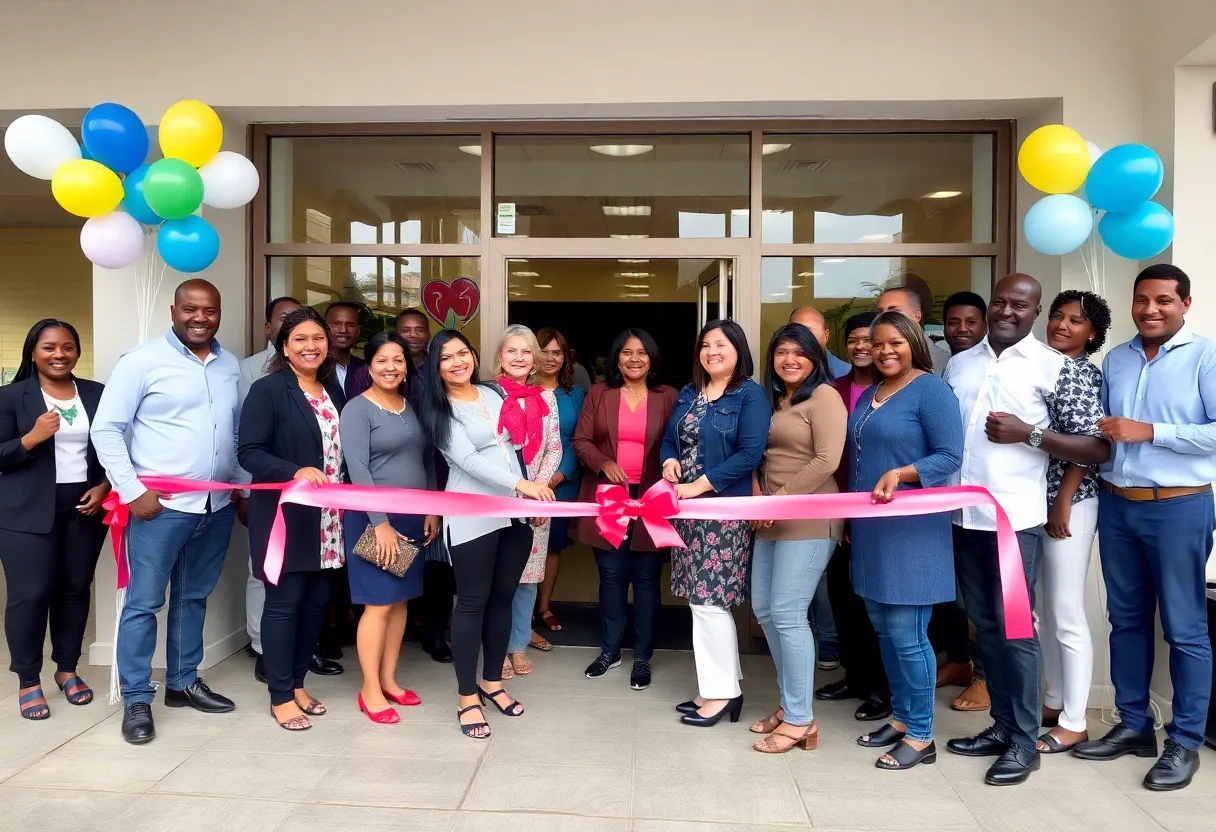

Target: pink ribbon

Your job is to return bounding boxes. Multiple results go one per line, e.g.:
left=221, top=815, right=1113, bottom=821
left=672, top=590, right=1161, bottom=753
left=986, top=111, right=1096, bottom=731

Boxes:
left=104, top=476, right=1031, bottom=639
left=101, top=492, right=130, bottom=590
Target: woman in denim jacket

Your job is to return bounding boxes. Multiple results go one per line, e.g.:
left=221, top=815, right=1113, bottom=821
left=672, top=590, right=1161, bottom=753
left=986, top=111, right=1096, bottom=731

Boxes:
left=661, top=319, right=770, bottom=727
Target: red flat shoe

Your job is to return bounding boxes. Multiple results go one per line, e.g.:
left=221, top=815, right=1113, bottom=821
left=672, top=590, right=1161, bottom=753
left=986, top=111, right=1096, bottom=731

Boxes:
left=383, top=688, right=421, bottom=707
left=358, top=693, right=400, bottom=724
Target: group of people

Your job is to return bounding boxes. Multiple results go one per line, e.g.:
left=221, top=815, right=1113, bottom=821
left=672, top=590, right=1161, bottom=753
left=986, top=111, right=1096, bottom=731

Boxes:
left=0, top=263, right=1211, bottom=793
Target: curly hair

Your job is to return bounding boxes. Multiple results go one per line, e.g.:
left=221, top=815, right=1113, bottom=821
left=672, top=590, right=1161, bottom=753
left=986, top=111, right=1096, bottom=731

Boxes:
left=1049, top=290, right=1111, bottom=355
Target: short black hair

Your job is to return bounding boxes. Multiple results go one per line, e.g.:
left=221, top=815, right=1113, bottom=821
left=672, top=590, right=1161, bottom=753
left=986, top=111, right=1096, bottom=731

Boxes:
left=605, top=328, right=663, bottom=389
left=843, top=311, right=877, bottom=337
left=1134, top=264, right=1191, bottom=300
left=764, top=324, right=833, bottom=408
left=880, top=286, right=923, bottom=311
left=396, top=308, right=428, bottom=326
left=943, top=291, right=987, bottom=320
left=691, top=319, right=754, bottom=391
left=324, top=301, right=363, bottom=319
left=1049, top=290, right=1112, bottom=355
left=265, top=296, right=300, bottom=322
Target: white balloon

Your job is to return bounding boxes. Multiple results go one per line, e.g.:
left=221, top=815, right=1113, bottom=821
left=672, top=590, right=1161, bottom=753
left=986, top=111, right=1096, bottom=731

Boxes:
left=199, top=151, right=260, bottom=209
left=4, top=114, right=82, bottom=180
left=1085, top=140, right=1104, bottom=167
left=80, top=211, right=145, bottom=269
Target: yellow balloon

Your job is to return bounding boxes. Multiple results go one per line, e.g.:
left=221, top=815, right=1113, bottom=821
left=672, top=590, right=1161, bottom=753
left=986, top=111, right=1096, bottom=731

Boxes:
left=159, top=100, right=223, bottom=167
left=1018, top=125, right=1091, bottom=194
left=50, top=159, right=123, bottom=218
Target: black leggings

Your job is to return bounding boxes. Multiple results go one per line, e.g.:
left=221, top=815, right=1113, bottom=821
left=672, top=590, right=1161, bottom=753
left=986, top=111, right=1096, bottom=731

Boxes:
left=261, top=570, right=331, bottom=706
left=421, top=560, right=456, bottom=644
left=0, top=483, right=107, bottom=688
left=448, top=522, right=532, bottom=696
left=824, top=536, right=889, bottom=699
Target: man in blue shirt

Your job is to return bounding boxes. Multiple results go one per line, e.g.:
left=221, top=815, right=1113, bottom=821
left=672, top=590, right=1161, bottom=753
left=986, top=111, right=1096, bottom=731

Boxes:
left=92, top=279, right=247, bottom=745
left=790, top=306, right=851, bottom=379
left=1073, top=264, right=1215, bottom=791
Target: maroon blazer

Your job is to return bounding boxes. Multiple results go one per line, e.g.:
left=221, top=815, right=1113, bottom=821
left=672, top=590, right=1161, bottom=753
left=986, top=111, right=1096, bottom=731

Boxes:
left=572, top=381, right=678, bottom=551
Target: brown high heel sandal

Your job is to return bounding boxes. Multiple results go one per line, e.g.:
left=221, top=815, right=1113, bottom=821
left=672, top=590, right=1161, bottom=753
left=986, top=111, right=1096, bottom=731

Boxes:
left=271, top=705, right=311, bottom=731
left=754, top=722, right=818, bottom=753
left=750, top=708, right=784, bottom=735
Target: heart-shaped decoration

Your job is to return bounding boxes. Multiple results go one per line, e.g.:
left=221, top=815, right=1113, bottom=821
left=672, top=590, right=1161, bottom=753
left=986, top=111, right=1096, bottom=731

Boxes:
left=421, top=277, right=480, bottom=330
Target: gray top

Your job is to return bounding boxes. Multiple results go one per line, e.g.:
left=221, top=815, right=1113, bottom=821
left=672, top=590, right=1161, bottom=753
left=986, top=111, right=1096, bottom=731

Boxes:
left=440, top=385, right=525, bottom=547
left=339, top=394, right=436, bottom=526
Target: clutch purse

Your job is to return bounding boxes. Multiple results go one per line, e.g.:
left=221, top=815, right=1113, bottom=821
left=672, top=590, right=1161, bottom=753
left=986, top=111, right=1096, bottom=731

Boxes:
left=352, top=524, right=419, bottom=577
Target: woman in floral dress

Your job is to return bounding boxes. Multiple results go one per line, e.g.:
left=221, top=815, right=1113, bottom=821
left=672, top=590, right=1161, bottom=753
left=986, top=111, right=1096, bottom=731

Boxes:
left=661, top=320, right=770, bottom=727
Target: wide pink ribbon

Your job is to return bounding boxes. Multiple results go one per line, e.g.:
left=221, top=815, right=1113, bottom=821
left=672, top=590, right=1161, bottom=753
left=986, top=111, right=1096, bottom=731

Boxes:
left=104, top=476, right=1031, bottom=639
left=101, top=492, right=130, bottom=590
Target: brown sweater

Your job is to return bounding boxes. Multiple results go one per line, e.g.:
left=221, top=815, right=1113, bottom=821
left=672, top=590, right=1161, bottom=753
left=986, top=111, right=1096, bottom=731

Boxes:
left=758, top=383, right=847, bottom=541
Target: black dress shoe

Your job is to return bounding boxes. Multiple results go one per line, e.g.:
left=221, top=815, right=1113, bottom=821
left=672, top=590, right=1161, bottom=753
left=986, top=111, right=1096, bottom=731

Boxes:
left=947, top=726, right=1011, bottom=757
left=815, top=680, right=857, bottom=701
left=121, top=702, right=155, bottom=744
left=675, top=700, right=699, bottom=715
left=1144, top=740, right=1200, bottom=791
left=681, top=695, right=743, bottom=727
left=309, top=654, right=344, bottom=676
left=165, top=678, right=235, bottom=713
left=854, top=694, right=893, bottom=722
left=1072, top=724, right=1158, bottom=761
left=423, top=640, right=454, bottom=664
left=254, top=655, right=266, bottom=684
left=985, top=744, right=1040, bottom=785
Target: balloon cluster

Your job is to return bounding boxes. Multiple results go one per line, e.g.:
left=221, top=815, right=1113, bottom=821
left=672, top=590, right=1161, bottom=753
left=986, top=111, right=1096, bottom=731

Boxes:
left=1019, top=125, right=1172, bottom=260
left=3, top=101, right=258, bottom=272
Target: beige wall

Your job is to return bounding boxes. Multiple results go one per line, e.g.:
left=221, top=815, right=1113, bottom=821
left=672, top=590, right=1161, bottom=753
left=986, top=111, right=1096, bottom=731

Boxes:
left=0, top=229, right=94, bottom=379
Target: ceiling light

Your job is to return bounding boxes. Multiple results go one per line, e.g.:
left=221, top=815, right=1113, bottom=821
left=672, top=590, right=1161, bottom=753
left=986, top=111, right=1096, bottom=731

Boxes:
left=821, top=258, right=847, bottom=264
left=762, top=143, right=792, bottom=155
left=923, top=190, right=962, bottom=199
left=458, top=145, right=482, bottom=156
left=509, top=291, right=525, bottom=297
left=533, top=283, right=552, bottom=288
left=611, top=234, right=649, bottom=240
left=617, top=272, right=652, bottom=278
left=858, top=233, right=892, bottom=242
left=602, top=205, right=652, bottom=217
left=790, top=283, right=806, bottom=290
left=797, top=271, right=824, bottom=278
left=590, top=144, right=653, bottom=157
left=622, top=283, right=650, bottom=289
left=618, top=258, right=649, bottom=263
left=511, top=270, right=539, bottom=277
left=624, top=292, right=650, bottom=298
left=507, top=258, right=528, bottom=263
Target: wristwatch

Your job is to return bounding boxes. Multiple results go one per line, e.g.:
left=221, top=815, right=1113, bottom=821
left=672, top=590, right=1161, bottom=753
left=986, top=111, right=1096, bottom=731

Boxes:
left=1026, top=426, right=1043, bottom=448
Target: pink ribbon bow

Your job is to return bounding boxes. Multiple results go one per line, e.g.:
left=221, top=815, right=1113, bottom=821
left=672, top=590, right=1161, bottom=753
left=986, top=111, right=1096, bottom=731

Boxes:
left=594, top=480, right=686, bottom=549
left=101, top=492, right=131, bottom=590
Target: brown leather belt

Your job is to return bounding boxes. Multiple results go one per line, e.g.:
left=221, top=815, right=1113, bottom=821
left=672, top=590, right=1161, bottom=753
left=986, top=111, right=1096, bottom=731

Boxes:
left=1101, top=481, right=1212, bottom=502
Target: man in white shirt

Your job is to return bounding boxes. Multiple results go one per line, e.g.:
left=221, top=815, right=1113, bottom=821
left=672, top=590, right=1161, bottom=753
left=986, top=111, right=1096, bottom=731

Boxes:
left=942, top=274, right=1108, bottom=785
left=876, top=287, right=952, bottom=375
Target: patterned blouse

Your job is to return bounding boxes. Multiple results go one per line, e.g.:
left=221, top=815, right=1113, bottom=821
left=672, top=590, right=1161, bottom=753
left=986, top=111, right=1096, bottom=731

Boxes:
left=304, top=390, right=345, bottom=569
left=1046, top=356, right=1105, bottom=507
left=521, top=389, right=562, bottom=583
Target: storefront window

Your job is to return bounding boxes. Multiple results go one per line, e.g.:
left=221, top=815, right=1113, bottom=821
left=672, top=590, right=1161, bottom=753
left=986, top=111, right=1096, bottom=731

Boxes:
left=494, top=135, right=750, bottom=239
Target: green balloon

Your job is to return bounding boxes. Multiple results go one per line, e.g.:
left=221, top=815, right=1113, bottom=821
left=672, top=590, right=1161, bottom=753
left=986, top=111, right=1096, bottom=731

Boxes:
left=142, top=158, right=204, bottom=220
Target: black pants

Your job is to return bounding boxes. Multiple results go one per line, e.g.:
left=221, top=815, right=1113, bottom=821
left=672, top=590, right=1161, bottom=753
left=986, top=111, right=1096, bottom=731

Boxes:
left=823, top=536, right=889, bottom=698
left=421, top=560, right=456, bottom=644
left=0, top=483, right=107, bottom=687
left=595, top=537, right=663, bottom=661
left=262, top=570, right=331, bottom=706
left=448, top=522, right=532, bottom=696
left=929, top=592, right=986, bottom=679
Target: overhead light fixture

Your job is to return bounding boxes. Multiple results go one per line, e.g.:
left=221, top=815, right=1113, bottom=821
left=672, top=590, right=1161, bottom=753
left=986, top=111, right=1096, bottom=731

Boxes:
left=624, top=292, right=650, bottom=298
left=617, top=272, right=652, bottom=278
left=858, top=233, right=892, bottom=242
left=622, top=283, right=650, bottom=289
left=923, top=190, right=962, bottom=199
left=790, top=283, right=806, bottom=290
left=611, top=234, right=649, bottom=240
left=458, top=145, right=482, bottom=156
left=821, top=258, right=847, bottom=264
left=618, top=258, right=649, bottom=263
left=602, top=205, right=652, bottom=217
left=797, top=271, right=824, bottom=278
left=509, top=291, right=525, bottom=297
left=762, top=143, right=792, bottom=155
left=507, top=258, right=528, bottom=263
left=533, top=283, right=553, bottom=288
left=590, top=144, right=653, bottom=157
left=511, top=270, right=539, bottom=277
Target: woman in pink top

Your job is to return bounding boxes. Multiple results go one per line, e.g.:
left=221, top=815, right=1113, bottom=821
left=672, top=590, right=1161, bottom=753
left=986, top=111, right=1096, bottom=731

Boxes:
left=572, top=329, right=678, bottom=691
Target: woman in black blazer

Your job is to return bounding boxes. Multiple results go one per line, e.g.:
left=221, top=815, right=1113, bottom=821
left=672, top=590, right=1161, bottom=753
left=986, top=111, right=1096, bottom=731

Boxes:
left=239, top=308, right=347, bottom=732
left=0, top=319, right=110, bottom=720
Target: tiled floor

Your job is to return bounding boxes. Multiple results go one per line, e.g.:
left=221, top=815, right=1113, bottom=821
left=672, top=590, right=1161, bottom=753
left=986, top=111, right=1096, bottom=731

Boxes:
left=1, top=644, right=1214, bottom=832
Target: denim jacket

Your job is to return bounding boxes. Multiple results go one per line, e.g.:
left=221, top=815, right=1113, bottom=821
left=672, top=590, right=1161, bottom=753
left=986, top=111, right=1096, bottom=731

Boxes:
left=660, top=379, right=770, bottom=498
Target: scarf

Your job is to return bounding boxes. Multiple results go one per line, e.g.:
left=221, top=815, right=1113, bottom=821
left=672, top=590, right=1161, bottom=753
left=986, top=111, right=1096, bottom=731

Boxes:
left=496, top=376, right=550, bottom=465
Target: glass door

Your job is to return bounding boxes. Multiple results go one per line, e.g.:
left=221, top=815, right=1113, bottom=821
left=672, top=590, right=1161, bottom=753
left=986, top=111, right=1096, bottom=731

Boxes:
left=697, top=258, right=734, bottom=327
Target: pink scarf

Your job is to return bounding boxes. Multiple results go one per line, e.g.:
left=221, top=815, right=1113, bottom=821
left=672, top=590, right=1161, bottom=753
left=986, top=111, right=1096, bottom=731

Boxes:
left=496, top=376, right=550, bottom=465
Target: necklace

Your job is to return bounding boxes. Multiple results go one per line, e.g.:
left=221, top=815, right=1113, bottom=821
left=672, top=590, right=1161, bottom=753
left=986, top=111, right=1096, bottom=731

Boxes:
left=872, top=369, right=916, bottom=406
left=43, top=382, right=79, bottom=425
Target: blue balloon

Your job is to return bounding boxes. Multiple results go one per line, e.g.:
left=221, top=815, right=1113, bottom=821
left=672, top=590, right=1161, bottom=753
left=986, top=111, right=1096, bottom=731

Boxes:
left=1084, top=144, right=1163, bottom=213
left=157, top=216, right=220, bottom=273
left=1098, top=202, right=1174, bottom=260
left=1023, top=194, right=1094, bottom=256
left=121, top=165, right=163, bottom=226
left=81, top=103, right=149, bottom=175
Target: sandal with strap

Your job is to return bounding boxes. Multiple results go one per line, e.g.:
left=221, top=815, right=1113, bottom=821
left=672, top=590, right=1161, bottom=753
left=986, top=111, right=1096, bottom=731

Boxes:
left=57, top=674, right=93, bottom=706
left=19, top=688, right=50, bottom=721
left=857, top=723, right=906, bottom=748
left=754, top=722, right=818, bottom=753
left=295, top=696, right=326, bottom=716
left=510, top=651, right=533, bottom=675
left=1037, top=730, right=1087, bottom=754
left=750, top=708, right=785, bottom=735
left=458, top=704, right=490, bottom=739
left=538, top=610, right=563, bottom=632
left=501, top=657, right=515, bottom=681
left=528, top=634, right=553, bottom=652
left=876, top=739, right=937, bottom=770
left=271, top=705, right=311, bottom=731
left=478, top=687, right=524, bottom=717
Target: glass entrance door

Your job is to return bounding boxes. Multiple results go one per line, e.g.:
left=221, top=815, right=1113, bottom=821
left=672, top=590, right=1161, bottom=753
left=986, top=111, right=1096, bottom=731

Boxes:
left=697, top=259, right=733, bottom=327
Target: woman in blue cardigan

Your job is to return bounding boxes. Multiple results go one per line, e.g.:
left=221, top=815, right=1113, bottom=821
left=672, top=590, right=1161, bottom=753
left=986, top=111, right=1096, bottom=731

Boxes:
left=661, top=319, right=770, bottom=728
left=848, top=311, right=963, bottom=771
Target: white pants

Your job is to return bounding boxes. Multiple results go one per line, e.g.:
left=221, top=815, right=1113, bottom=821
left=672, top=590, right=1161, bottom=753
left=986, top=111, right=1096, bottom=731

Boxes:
left=246, top=555, right=265, bottom=654
left=690, top=604, right=742, bottom=699
left=1038, top=496, right=1098, bottom=733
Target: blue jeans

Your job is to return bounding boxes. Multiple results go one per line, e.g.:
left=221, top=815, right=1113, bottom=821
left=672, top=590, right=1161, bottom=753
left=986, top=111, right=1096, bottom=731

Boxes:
left=595, top=540, right=664, bottom=661
left=808, top=576, right=838, bottom=644
left=752, top=537, right=834, bottom=726
left=1099, top=489, right=1214, bottom=751
left=118, top=506, right=236, bottom=705
left=508, top=582, right=538, bottom=654
left=864, top=599, right=936, bottom=742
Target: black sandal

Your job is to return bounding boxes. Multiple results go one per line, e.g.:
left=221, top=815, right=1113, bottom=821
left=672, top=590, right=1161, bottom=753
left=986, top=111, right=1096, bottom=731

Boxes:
left=57, top=674, right=93, bottom=706
left=876, top=739, right=937, bottom=770
left=458, top=704, right=490, bottom=739
left=478, top=687, right=524, bottom=716
left=19, top=688, right=50, bottom=721
left=1038, top=731, right=1087, bottom=754
left=857, top=722, right=906, bottom=748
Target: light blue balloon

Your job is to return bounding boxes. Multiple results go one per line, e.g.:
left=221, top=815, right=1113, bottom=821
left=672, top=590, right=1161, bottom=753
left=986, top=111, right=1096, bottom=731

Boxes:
left=121, top=164, right=163, bottom=226
left=1084, top=144, right=1164, bottom=213
left=157, top=216, right=220, bottom=273
left=1098, top=202, right=1174, bottom=260
left=1023, top=194, right=1094, bottom=256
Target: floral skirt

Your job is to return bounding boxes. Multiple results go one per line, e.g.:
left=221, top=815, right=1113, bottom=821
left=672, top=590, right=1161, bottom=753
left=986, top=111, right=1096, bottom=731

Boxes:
left=670, top=518, right=753, bottom=608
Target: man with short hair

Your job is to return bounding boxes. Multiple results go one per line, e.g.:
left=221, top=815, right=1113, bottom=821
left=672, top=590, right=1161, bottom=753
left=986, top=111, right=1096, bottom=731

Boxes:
left=876, top=287, right=952, bottom=375
left=1073, top=264, right=1215, bottom=792
left=944, top=273, right=1109, bottom=785
left=324, top=301, right=369, bottom=398
left=789, top=306, right=851, bottom=378
left=943, top=291, right=989, bottom=356
left=395, top=308, right=433, bottom=370
left=92, top=279, right=247, bottom=745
